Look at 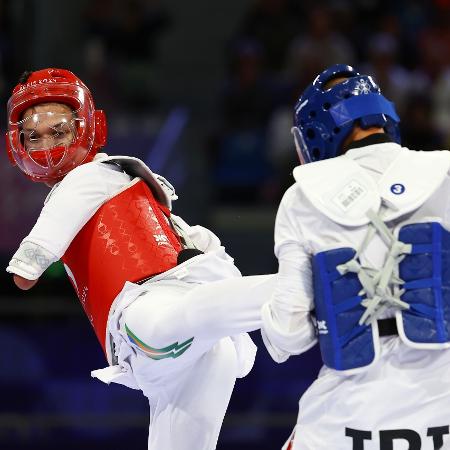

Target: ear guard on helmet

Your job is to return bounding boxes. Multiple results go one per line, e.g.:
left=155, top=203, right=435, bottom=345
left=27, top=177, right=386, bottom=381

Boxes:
left=94, top=110, right=107, bottom=149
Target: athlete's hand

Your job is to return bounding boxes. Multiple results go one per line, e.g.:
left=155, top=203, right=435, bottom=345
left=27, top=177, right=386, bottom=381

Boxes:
left=13, top=274, right=38, bottom=290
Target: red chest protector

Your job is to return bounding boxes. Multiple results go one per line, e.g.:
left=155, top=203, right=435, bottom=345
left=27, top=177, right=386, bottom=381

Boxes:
left=61, top=178, right=182, bottom=354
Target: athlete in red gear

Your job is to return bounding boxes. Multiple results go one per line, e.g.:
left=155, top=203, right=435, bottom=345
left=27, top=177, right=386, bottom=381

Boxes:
left=6, top=68, right=273, bottom=450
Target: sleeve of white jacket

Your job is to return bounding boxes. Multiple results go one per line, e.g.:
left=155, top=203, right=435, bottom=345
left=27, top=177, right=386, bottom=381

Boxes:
left=6, top=241, right=59, bottom=280
left=7, top=162, right=129, bottom=280
left=261, top=186, right=317, bottom=363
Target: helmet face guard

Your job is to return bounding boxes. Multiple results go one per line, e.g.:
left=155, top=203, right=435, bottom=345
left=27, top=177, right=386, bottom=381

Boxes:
left=292, top=64, right=401, bottom=164
left=5, top=68, right=107, bottom=183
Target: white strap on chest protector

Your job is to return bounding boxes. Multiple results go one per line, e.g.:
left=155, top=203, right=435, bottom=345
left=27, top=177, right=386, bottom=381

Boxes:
left=169, top=215, right=198, bottom=250
left=98, top=155, right=178, bottom=209
left=337, top=208, right=411, bottom=325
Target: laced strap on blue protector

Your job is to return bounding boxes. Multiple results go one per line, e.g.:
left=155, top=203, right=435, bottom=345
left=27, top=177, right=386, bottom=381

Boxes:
left=312, top=208, right=412, bottom=371
left=330, top=93, right=400, bottom=127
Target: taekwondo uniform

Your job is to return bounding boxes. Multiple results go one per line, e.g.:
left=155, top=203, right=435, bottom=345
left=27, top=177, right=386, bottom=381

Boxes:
left=7, top=154, right=273, bottom=450
left=262, top=136, right=450, bottom=450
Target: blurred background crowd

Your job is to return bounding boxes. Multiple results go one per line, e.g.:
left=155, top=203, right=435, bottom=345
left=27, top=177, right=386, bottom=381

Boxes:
left=0, top=0, right=449, bottom=449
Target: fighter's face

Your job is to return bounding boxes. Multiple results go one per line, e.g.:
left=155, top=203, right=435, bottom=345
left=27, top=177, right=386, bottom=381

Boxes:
left=21, top=103, right=75, bottom=151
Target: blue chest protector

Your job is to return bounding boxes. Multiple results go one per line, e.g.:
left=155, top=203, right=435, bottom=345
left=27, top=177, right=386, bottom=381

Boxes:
left=312, top=222, right=450, bottom=371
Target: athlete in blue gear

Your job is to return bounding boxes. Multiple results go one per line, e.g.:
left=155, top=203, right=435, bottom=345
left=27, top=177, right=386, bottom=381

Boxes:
left=262, top=64, right=450, bottom=450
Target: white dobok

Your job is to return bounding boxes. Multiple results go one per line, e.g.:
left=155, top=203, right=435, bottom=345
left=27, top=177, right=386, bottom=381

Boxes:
left=7, top=154, right=274, bottom=450
left=262, top=142, right=450, bottom=450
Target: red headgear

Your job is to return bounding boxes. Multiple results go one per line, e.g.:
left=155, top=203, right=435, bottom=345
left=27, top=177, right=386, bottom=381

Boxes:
left=6, top=68, right=107, bottom=183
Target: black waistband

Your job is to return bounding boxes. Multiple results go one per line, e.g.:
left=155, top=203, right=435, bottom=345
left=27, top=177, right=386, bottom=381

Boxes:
left=377, top=318, right=398, bottom=336
left=135, top=248, right=204, bottom=285
left=177, top=248, right=204, bottom=264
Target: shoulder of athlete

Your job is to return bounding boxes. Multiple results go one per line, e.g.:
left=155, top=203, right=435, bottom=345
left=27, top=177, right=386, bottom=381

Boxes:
left=44, top=159, right=122, bottom=204
left=277, top=182, right=304, bottom=220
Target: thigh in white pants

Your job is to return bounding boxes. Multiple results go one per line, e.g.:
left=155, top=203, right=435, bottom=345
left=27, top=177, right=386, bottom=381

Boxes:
left=121, top=280, right=254, bottom=450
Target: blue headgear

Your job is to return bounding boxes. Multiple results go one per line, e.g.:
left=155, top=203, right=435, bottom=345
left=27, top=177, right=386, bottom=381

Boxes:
left=292, top=64, right=401, bottom=163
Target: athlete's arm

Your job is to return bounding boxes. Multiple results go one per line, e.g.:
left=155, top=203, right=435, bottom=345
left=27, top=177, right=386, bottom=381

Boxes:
left=7, top=240, right=57, bottom=287
left=261, top=186, right=317, bottom=363
left=13, top=275, right=38, bottom=290
left=6, top=162, right=122, bottom=287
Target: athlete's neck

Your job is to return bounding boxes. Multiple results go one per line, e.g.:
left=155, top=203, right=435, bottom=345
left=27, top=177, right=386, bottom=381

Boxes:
left=342, top=126, right=385, bottom=154
left=347, top=126, right=384, bottom=146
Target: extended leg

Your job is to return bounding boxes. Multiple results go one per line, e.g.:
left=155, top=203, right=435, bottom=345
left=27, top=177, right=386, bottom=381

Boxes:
left=123, top=275, right=274, bottom=362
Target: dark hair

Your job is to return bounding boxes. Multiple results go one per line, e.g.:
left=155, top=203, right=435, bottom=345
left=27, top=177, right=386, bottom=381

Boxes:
left=18, top=70, right=33, bottom=84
